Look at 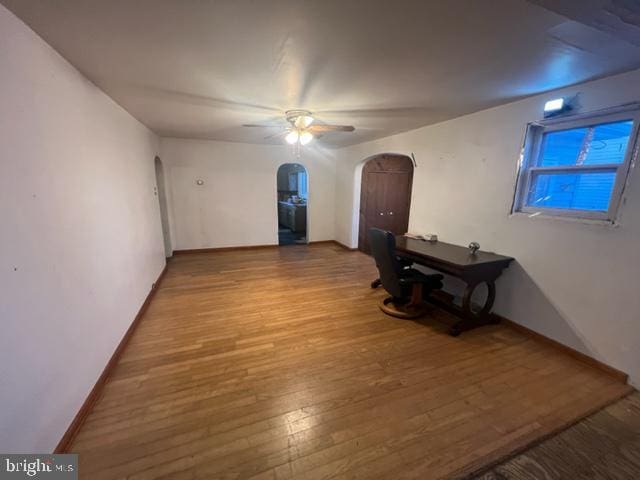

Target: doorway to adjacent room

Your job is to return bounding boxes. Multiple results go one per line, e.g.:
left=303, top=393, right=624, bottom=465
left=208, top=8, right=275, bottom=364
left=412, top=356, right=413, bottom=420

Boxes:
left=277, top=163, right=308, bottom=246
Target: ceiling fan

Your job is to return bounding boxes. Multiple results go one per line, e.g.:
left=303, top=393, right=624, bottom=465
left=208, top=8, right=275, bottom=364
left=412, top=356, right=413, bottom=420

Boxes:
left=243, top=109, right=355, bottom=145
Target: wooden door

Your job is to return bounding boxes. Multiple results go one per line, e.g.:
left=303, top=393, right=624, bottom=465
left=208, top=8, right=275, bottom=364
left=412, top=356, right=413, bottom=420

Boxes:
left=358, top=154, right=413, bottom=254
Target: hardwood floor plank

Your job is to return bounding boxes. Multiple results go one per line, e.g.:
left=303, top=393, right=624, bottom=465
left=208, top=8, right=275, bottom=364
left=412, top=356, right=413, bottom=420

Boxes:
left=69, top=245, right=631, bottom=479
left=474, top=392, right=640, bottom=480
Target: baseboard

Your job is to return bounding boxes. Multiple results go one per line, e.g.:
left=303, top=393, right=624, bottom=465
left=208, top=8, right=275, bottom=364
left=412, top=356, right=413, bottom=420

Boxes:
left=492, top=313, right=628, bottom=384
left=427, top=290, right=628, bottom=384
left=173, top=241, right=358, bottom=254
left=53, top=263, right=168, bottom=453
left=307, top=240, right=334, bottom=246
left=308, top=240, right=356, bottom=250
left=331, top=240, right=358, bottom=251
left=173, top=244, right=278, bottom=254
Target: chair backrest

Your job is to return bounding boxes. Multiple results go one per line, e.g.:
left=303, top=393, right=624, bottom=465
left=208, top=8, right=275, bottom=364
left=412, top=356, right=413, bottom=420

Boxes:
left=368, top=228, right=403, bottom=298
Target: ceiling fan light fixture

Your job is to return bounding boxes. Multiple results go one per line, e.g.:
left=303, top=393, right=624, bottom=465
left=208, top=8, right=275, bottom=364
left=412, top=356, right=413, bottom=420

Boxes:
left=285, top=130, right=299, bottom=144
left=248, top=109, right=352, bottom=145
left=300, top=115, right=314, bottom=128
left=299, top=131, right=314, bottom=145
left=289, top=110, right=315, bottom=129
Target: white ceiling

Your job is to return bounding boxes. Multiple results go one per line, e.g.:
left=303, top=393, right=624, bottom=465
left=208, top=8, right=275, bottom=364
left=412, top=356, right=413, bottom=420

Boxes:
left=529, top=0, right=640, bottom=47
left=4, top=0, right=640, bottom=147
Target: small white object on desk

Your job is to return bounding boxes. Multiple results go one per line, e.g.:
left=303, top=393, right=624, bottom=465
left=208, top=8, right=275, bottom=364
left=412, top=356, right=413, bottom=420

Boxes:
left=405, top=233, right=438, bottom=242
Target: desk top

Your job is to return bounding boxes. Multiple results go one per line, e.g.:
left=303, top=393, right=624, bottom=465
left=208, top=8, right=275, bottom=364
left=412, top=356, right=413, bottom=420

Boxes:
left=395, top=236, right=513, bottom=269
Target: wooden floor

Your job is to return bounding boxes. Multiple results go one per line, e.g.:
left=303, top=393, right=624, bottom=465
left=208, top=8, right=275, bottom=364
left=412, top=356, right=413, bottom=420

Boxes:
left=70, top=244, right=632, bottom=479
left=473, top=392, right=640, bottom=479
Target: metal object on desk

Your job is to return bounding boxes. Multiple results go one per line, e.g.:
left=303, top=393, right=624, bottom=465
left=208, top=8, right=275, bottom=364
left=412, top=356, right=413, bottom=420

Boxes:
left=468, top=242, right=480, bottom=254
left=394, top=236, right=514, bottom=336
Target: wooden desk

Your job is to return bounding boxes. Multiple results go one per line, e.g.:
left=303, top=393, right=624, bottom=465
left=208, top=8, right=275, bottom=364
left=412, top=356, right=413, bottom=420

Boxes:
left=395, top=236, right=514, bottom=336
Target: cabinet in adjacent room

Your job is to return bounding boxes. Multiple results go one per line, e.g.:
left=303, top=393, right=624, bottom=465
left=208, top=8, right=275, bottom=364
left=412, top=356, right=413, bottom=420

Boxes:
left=278, top=202, right=307, bottom=233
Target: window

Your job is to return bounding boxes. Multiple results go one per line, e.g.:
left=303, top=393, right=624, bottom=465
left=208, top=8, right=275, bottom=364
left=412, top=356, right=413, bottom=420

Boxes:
left=512, top=105, right=639, bottom=222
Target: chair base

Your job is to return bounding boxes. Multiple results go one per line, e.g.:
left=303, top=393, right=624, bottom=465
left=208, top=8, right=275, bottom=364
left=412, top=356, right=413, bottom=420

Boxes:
left=379, top=296, right=428, bottom=319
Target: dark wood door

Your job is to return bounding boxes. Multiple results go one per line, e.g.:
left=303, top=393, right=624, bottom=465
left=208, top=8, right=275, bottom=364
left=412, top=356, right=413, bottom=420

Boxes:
left=358, top=154, right=413, bottom=254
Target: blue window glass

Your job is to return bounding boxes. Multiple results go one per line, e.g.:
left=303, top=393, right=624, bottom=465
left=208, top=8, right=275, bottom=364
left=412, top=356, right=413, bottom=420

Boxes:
left=539, top=128, right=588, bottom=167
left=526, top=119, right=633, bottom=212
left=538, top=120, right=632, bottom=167
left=528, top=171, right=617, bottom=211
left=583, top=121, right=633, bottom=165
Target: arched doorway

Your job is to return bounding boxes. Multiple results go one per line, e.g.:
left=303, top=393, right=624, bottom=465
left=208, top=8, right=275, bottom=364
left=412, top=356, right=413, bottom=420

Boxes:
left=276, top=163, right=308, bottom=245
left=358, top=154, right=413, bottom=253
left=154, top=156, right=172, bottom=257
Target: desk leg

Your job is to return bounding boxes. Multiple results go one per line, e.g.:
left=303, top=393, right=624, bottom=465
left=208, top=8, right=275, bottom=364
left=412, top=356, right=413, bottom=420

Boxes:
left=449, top=280, right=497, bottom=336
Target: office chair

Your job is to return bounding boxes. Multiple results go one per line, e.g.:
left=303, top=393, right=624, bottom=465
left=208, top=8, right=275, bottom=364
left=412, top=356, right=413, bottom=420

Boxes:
left=370, top=256, right=412, bottom=288
left=369, top=228, right=444, bottom=318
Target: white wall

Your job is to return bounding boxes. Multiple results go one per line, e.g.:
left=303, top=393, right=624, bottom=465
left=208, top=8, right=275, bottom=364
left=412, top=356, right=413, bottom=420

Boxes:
left=335, top=68, right=640, bottom=386
left=0, top=5, right=166, bottom=453
left=160, top=138, right=336, bottom=250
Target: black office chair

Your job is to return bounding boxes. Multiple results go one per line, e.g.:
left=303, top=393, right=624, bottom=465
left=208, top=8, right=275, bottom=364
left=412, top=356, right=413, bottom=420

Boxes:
left=370, top=256, right=412, bottom=288
left=369, top=228, right=443, bottom=318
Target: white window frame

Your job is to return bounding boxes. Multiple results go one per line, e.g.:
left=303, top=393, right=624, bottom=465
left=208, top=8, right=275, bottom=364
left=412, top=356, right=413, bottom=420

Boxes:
left=512, top=103, right=640, bottom=223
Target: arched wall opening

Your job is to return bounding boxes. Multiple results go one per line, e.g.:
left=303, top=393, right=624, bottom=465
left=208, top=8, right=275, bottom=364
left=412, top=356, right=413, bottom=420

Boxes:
left=154, top=156, right=172, bottom=257
left=276, top=163, right=309, bottom=246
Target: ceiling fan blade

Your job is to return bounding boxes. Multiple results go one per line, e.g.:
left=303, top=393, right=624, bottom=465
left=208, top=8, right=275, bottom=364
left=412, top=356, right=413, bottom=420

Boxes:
left=308, top=124, right=355, bottom=133
left=242, top=123, right=283, bottom=128
left=264, top=131, right=288, bottom=140
left=118, top=85, right=282, bottom=114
